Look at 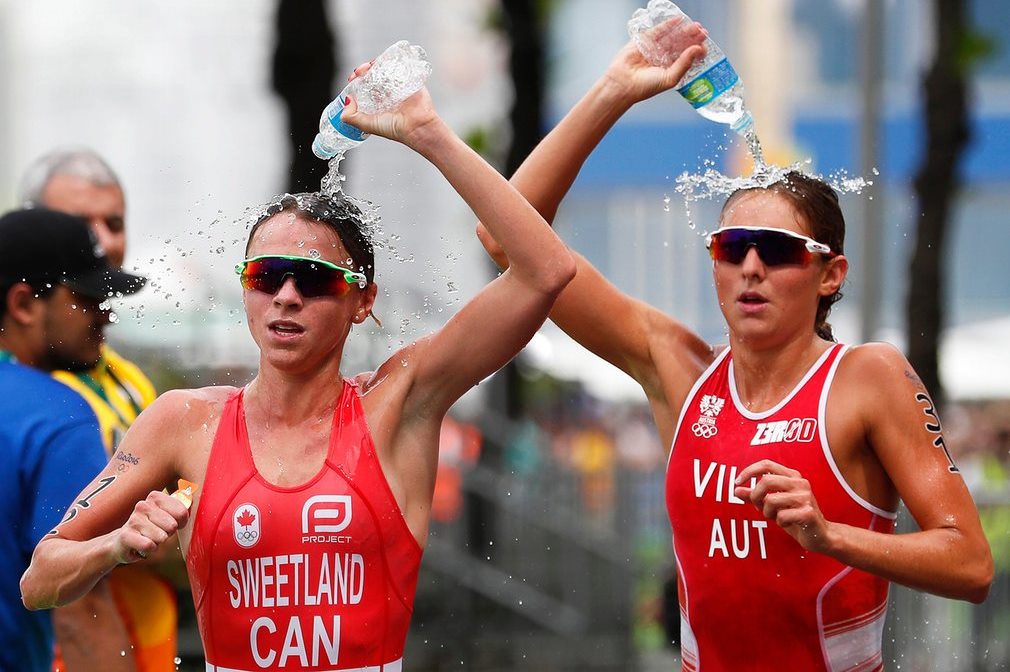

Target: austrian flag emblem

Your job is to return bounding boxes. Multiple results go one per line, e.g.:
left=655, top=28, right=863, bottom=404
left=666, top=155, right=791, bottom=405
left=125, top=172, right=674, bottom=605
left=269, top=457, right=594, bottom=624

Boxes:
left=692, top=394, right=725, bottom=439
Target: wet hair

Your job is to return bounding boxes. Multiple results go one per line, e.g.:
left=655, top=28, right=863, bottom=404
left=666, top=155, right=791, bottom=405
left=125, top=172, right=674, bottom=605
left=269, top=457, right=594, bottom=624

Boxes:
left=245, top=192, right=375, bottom=284
left=721, top=171, right=845, bottom=341
left=19, top=148, right=122, bottom=206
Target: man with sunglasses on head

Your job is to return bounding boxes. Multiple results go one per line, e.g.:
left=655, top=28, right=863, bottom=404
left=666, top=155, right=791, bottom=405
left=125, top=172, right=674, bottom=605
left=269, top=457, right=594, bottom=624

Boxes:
left=21, top=148, right=179, bottom=672
left=0, top=208, right=145, bottom=671
left=476, top=24, right=991, bottom=669
left=21, top=61, right=576, bottom=671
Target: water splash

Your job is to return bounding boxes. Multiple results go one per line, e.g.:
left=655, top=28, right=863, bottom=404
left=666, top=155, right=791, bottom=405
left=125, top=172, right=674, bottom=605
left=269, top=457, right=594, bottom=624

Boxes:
left=743, top=128, right=767, bottom=171
left=320, top=154, right=347, bottom=197
left=673, top=130, right=875, bottom=234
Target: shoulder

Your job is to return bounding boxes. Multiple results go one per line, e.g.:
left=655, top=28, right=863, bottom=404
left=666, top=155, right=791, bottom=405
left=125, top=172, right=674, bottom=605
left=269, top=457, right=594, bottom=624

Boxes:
left=0, top=365, right=105, bottom=469
left=135, top=385, right=237, bottom=432
left=831, top=342, right=926, bottom=418
left=643, top=316, right=716, bottom=404
left=1, top=363, right=97, bottom=426
left=835, top=342, right=914, bottom=389
left=365, top=340, right=424, bottom=391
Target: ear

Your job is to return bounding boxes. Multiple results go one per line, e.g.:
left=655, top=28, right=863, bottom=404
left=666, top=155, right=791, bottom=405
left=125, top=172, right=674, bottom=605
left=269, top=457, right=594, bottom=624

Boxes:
left=4, top=283, right=45, bottom=327
left=819, top=255, right=848, bottom=297
left=352, top=283, right=379, bottom=324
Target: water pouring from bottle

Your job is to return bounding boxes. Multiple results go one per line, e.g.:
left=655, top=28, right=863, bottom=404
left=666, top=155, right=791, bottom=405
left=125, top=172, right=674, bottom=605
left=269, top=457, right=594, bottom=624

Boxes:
left=628, top=0, right=871, bottom=221
left=312, top=40, right=432, bottom=197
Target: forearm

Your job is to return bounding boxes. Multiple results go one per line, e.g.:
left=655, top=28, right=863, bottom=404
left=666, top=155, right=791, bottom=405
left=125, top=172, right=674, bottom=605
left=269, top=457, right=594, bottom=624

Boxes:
left=510, top=74, right=633, bottom=222
left=824, top=522, right=992, bottom=603
left=21, top=534, right=121, bottom=610
left=410, top=119, right=574, bottom=287
left=475, top=74, right=634, bottom=274
left=54, top=578, right=136, bottom=672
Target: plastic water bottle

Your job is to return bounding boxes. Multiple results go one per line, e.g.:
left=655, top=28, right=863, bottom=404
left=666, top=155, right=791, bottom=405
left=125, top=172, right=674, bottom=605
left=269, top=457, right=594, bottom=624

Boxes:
left=628, top=0, right=753, bottom=135
left=312, top=40, right=432, bottom=160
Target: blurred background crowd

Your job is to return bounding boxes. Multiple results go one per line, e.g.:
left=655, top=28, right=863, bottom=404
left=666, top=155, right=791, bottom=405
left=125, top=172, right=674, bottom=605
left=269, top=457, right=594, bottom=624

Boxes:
left=1, top=0, right=1008, bottom=670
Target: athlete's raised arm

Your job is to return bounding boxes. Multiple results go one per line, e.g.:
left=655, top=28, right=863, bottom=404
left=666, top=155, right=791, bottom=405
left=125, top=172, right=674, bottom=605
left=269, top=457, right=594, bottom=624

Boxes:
left=735, top=344, right=993, bottom=602
left=20, top=388, right=215, bottom=609
left=341, top=78, right=575, bottom=415
left=475, top=29, right=712, bottom=418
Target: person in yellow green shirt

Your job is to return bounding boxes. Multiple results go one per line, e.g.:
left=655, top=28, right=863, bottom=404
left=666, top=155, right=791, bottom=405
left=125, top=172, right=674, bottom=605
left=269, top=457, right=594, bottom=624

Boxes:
left=22, top=149, right=179, bottom=672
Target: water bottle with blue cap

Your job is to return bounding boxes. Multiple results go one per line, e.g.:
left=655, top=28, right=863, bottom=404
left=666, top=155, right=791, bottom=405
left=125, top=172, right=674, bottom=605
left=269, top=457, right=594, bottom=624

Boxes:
left=312, top=40, right=432, bottom=160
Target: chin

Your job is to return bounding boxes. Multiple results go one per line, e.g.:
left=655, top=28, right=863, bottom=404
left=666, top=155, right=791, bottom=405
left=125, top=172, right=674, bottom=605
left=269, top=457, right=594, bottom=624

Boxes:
left=263, top=349, right=315, bottom=372
left=728, top=321, right=778, bottom=347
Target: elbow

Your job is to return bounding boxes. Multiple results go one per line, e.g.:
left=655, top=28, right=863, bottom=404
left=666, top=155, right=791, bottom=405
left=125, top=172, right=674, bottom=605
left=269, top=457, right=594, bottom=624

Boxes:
left=475, top=222, right=509, bottom=270
left=20, top=546, right=63, bottom=611
left=540, top=250, right=577, bottom=296
left=20, top=568, right=51, bottom=612
left=943, top=540, right=994, bottom=604
left=962, top=551, right=994, bottom=604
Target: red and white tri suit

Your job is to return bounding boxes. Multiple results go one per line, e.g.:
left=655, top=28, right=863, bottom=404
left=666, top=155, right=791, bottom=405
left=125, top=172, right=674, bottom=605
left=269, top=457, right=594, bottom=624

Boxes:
left=187, top=380, right=422, bottom=671
left=666, top=344, right=897, bottom=671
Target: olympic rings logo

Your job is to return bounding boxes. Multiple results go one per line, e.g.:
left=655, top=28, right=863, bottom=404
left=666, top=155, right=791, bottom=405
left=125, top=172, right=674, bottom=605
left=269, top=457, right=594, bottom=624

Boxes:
left=692, top=422, right=718, bottom=439
left=233, top=503, right=262, bottom=548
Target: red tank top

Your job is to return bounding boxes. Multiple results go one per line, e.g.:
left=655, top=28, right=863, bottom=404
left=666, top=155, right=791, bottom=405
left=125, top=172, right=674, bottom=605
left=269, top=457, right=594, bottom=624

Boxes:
left=187, top=380, right=422, bottom=671
left=666, top=344, right=896, bottom=671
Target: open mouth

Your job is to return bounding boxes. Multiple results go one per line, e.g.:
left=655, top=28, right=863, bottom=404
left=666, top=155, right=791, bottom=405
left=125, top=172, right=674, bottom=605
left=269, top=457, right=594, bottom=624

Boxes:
left=268, top=320, right=305, bottom=335
left=738, top=291, right=768, bottom=305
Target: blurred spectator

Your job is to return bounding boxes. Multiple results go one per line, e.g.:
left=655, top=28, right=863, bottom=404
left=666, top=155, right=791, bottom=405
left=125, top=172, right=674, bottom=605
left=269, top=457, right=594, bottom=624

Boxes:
left=432, top=416, right=483, bottom=523
left=942, top=400, right=1010, bottom=662
left=616, top=406, right=667, bottom=540
left=504, top=416, right=544, bottom=479
left=21, top=149, right=178, bottom=672
left=0, top=208, right=144, bottom=671
left=570, top=418, right=615, bottom=519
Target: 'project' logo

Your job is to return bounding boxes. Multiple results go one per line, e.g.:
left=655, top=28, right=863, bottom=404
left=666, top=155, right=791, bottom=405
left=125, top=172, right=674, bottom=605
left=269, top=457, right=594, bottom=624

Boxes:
left=302, top=495, right=353, bottom=535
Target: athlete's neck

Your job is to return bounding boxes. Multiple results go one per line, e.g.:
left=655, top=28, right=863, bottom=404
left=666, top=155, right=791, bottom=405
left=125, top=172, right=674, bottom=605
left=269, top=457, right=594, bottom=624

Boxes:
left=247, top=360, right=345, bottom=424
left=728, top=332, right=832, bottom=413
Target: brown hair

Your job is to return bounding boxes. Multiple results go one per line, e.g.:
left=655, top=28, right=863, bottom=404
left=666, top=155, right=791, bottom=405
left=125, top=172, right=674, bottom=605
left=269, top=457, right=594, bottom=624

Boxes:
left=246, top=192, right=375, bottom=284
left=721, top=171, right=845, bottom=341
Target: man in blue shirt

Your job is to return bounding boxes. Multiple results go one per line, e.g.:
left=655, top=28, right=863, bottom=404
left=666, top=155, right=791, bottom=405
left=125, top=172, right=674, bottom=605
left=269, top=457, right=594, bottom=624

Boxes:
left=0, top=208, right=144, bottom=671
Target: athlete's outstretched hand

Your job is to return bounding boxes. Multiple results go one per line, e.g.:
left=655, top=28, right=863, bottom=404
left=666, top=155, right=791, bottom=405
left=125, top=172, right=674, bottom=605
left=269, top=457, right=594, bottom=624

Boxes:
left=339, top=61, right=440, bottom=151
left=602, top=18, right=708, bottom=106
left=735, top=459, right=833, bottom=554
left=111, top=490, right=190, bottom=564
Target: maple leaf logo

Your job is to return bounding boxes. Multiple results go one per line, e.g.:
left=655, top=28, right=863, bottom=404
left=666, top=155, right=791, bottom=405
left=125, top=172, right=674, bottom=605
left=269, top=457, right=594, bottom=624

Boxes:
left=237, top=509, right=256, bottom=528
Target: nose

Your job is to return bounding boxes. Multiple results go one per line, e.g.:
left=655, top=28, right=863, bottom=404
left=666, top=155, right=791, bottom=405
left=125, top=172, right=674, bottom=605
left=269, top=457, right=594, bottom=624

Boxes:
left=739, top=245, right=766, bottom=277
left=272, top=275, right=304, bottom=306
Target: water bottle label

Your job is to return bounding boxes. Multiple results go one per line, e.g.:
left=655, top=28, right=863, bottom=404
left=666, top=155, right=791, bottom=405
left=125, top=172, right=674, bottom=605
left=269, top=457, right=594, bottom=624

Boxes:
left=327, top=97, right=367, bottom=142
left=676, top=58, right=739, bottom=109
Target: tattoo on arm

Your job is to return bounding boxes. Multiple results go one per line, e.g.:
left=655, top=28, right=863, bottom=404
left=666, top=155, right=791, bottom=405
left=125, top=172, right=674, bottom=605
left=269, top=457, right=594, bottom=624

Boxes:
left=914, top=393, right=959, bottom=473
left=48, top=476, right=118, bottom=535
left=113, top=451, right=140, bottom=469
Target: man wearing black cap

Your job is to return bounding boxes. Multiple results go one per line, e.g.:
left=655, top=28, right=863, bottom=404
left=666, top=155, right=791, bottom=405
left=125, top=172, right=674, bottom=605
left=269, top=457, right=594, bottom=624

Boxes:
left=0, top=207, right=144, bottom=671
left=21, top=149, right=183, bottom=672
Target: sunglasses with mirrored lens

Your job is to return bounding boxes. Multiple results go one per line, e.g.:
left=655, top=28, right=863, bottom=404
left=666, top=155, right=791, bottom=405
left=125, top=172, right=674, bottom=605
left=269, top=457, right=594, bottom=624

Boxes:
left=706, top=227, right=836, bottom=266
left=235, top=255, right=367, bottom=298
